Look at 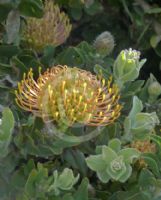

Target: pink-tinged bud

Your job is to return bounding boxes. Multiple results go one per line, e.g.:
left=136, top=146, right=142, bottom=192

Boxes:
left=93, top=31, right=115, bottom=57
left=24, top=1, right=72, bottom=52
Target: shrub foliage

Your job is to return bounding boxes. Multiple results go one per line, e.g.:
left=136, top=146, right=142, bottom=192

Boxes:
left=0, top=0, right=161, bottom=200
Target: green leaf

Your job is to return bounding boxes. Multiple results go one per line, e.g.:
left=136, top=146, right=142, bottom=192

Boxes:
left=0, top=108, right=14, bottom=158
left=150, top=134, right=161, bottom=151
left=108, top=138, right=121, bottom=152
left=41, top=45, right=55, bottom=66
left=25, top=163, right=48, bottom=197
left=118, top=148, right=140, bottom=164
left=71, top=7, right=82, bottom=20
left=25, top=169, right=38, bottom=197
left=63, top=149, right=87, bottom=176
left=123, top=117, right=131, bottom=137
left=0, top=62, right=12, bottom=76
left=139, top=168, right=154, bottom=187
left=141, top=155, right=160, bottom=177
left=84, top=0, right=103, bottom=15
left=23, top=159, right=36, bottom=176
left=0, top=108, right=14, bottom=138
left=86, top=154, right=106, bottom=171
left=119, top=164, right=132, bottom=183
left=122, top=80, right=145, bottom=97
left=0, top=45, right=20, bottom=58
left=132, top=112, right=159, bottom=137
left=97, top=170, right=110, bottom=183
left=145, top=7, right=161, bottom=14
left=129, top=96, right=143, bottom=120
left=18, top=0, right=43, bottom=18
left=6, top=9, right=20, bottom=44
left=150, top=35, right=161, bottom=48
left=111, top=190, right=151, bottom=200
left=102, top=146, right=117, bottom=164
left=94, top=64, right=111, bottom=79
left=56, top=47, right=85, bottom=66
left=68, top=0, right=82, bottom=8
left=0, top=2, right=13, bottom=22
left=73, top=178, right=89, bottom=200
left=11, top=56, right=27, bottom=73
left=63, top=194, right=74, bottom=200
left=56, top=168, right=79, bottom=191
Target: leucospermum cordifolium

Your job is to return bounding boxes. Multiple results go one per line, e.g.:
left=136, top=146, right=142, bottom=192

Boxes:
left=15, top=65, right=122, bottom=127
left=23, top=0, right=72, bottom=51
left=1, top=0, right=161, bottom=199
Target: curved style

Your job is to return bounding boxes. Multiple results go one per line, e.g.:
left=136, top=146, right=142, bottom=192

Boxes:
left=15, top=65, right=122, bottom=126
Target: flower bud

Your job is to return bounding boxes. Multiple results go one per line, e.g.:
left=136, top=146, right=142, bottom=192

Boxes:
left=148, top=81, right=161, bottom=97
left=24, top=0, right=72, bottom=52
left=93, top=31, right=115, bottom=57
left=114, top=48, right=146, bottom=88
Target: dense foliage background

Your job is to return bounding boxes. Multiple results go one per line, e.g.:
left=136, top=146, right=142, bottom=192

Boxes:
left=0, top=0, right=161, bottom=200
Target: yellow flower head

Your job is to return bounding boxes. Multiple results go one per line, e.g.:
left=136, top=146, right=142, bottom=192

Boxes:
left=24, top=0, right=72, bottom=51
left=15, top=65, right=122, bottom=126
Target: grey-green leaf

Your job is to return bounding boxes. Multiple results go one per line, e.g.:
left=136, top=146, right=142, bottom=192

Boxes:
left=6, top=9, right=20, bottom=44
left=118, top=148, right=140, bottom=164
left=97, top=170, right=110, bottom=183
left=108, top=138, right=122, bottom=152
left=0, top=108, right=14, bottom=158
left=129, top=96, right=143, bottom=120
left=86, top=154, right=106, bottom=171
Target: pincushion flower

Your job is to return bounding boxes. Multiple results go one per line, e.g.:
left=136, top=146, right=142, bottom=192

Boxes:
left=15, top=65, right=122, bottom=126
left=24, top=0, right=72, bottom=51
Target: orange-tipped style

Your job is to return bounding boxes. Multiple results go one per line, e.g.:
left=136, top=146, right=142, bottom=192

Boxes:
left=15, top=65, right=122, bottom=126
